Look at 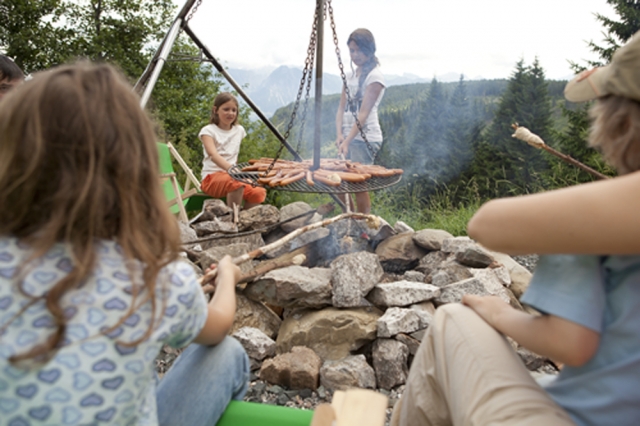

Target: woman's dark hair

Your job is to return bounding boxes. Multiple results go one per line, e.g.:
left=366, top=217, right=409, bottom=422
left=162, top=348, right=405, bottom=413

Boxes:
left=347, top=28, right=380, bottom=101
left=0, top=54, right=24, bottom=81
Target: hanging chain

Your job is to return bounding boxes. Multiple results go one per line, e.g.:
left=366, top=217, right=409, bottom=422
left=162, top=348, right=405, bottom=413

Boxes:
left=262, top=2, right=320, bottom=176
left=184, top=0, right=203, bottom=24
left=327, top=0, right=377, bottom=162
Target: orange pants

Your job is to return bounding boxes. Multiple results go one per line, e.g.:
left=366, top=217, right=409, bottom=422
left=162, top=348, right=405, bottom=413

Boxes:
left=201, top=172, right=266, bottom=204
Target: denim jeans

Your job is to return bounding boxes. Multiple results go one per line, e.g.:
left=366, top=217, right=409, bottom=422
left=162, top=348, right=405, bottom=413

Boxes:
left=156, top=337, right=250, bottom=425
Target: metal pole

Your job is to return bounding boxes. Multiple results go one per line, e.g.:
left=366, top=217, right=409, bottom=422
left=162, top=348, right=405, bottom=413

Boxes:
left=312, top=0, right=324, bottom=171
left=139, top=19, right=182, bottom=109
left=134, top=0, right=198, bottom=93
left=184, top=25, right=303, bottom=161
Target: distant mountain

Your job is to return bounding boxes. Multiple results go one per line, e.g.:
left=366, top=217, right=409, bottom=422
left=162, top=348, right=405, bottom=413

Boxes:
left=222, top=65, right=462, bottom=117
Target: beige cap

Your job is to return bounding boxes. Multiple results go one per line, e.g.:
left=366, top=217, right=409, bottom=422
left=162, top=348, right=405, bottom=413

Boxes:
left=564, top=30, right=640, bottom=102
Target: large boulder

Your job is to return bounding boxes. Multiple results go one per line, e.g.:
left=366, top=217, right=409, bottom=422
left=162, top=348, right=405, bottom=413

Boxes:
left=276, top=307, right=382, bottom=360
left=244, top=265, right=332, bottom=309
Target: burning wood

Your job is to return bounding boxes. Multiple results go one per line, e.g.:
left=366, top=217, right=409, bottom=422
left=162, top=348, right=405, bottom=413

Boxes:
left=242, top=158, right=403, bottom=187
left=198, top=212, right=381, bottom=285
left=511, top=123, right=610, bottom=180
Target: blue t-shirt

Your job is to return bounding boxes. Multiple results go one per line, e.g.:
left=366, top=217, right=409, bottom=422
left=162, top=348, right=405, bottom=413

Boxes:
left=521, top=254, right=640, bottom=426
left=0, top=237, right=208, bottom=425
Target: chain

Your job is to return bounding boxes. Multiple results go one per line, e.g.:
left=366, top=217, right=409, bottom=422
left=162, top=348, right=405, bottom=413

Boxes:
left=263, top=1, right=320, bottom=176
left=327, top=0, right=377, bottom=162
left=184, top=0, right=203, bottom=24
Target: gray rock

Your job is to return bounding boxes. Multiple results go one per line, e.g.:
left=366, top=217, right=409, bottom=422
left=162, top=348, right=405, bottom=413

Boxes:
left=367, top=281, right=440, bottom=307
left=455, top=247, right=495, bottom=268
left=244, top=265, right=333, bottom=309
left=415, top=251, right=448, bottom=276
left=239, top=204, right=280, bottom=232
left=198, top=243, right=258, bottom=275
left=330, top=251, right=384, bottom=308
left=232, top=327, right=276, bottom=361
left=375, top=233, right=429, bottom=273
left=428, top=258, right=474, bottom=287
left=412, top=229, right=454, bottom=251
left=192, top=217, right=238, bottom=237
left=280, top=201, right=322, bottom=233
left=177, top=220, right=198, bottom=245
left=402, top=270, right=425, bottom=282
left=319, top=355, right=376, bottom=390
left=372, top=339, right=409, bottom=390
left=393, top=221, right=414, bottom=234
left=395, top=333, right=421, bottom=355
left=440, top=236, right=475, bottom=254
left=203, top=198, right=233, bottom=217
left=377, top=307, right=430, bottom=338
left=200, top=231, right=264, bottom=252
left=435, top=277, right=490, bottom=305
left=486, top=250, right=533, bottom=298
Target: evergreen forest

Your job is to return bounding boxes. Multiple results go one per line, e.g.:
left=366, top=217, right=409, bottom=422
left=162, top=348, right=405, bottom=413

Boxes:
left=2, top=0, right=639, bottom=235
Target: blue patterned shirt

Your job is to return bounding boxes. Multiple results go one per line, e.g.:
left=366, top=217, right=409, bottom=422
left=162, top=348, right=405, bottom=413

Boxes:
left=0, top=237, right=208, bottom=425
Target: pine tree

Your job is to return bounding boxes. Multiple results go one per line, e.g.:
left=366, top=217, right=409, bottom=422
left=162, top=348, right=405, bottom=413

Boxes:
left=586, top=0, right=640, bottom=66
left=480, top=59, right=553, bottom=194
left=557, top=0, right=640, bottom=184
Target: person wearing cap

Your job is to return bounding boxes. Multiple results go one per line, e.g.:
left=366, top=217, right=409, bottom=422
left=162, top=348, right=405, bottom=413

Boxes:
left=391, top=32, right=640, bottom=426
left=0, top=55, right=24, bottom=101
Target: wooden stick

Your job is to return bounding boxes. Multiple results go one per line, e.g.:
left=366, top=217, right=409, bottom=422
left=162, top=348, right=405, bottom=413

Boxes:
left=198, top=212, right=381, bottom=285
left=511, top=124, right=610, bottom=180
left=202, top=254, right=306, bottom=294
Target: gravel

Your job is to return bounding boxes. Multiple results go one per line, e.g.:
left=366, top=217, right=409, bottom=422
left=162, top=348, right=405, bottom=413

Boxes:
left=512, top=254, right=539, bottom=273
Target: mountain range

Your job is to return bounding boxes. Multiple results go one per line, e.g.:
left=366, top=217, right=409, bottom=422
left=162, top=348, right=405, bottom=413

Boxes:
left=221, top=65, right=468, bottom=117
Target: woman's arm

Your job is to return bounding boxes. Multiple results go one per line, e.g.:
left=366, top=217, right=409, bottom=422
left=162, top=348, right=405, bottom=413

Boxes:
left=467, top=171, right=640, bottom=255
left=338, top=82, right=384, bottom=157
left=193, top=256, right=240, bottom=345
left=463, top=295, right=600, bottom=367
left=201, top=134, right=233, bottom=171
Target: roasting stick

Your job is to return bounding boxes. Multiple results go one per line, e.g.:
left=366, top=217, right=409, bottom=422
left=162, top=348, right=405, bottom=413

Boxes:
left=511, top=123, right=610, bottom=180
left=201, top=254, right=306, bottom=294
left=198, top=212, right=381, bottom=285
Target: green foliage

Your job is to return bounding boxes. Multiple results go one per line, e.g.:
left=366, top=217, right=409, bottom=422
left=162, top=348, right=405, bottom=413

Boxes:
left=469, top=58, right=554, bottom=196
left=586, top=0, right=640, bottom=66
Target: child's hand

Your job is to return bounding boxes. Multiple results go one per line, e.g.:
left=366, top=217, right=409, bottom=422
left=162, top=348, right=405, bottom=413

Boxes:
left=462, top=294, right=511, bottom=328
left=216, top=255, right=241, bottom=285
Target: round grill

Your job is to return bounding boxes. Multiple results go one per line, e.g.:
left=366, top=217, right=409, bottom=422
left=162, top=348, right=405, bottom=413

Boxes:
left=228, top=163, right=402, bottom=194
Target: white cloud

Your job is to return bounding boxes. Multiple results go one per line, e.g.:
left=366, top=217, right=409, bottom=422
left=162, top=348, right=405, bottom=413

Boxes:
left=180, top=0, right=615, bottom=80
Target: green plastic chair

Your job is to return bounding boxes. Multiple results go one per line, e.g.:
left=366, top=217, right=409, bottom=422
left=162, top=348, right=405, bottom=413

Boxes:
left=216, top=401, right=313, bottom=426
left=157, top=142, right=211, bottom=219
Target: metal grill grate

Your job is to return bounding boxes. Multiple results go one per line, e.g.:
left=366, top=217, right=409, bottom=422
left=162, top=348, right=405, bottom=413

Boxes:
left=228, top=163, right=402, bottom=194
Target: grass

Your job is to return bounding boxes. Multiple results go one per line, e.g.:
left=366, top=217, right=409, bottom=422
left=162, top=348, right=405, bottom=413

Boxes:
left=370, top=185, right=483, bottom=237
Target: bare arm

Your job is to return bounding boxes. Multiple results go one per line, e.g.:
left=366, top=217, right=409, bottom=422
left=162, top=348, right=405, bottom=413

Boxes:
left=193, top=256, right=240, bottom=345
left=338, top=82, right=384, bottom=157
left=463, top=295, right=600, bottom=366
left=201, top=134, right=233, bottom=171
left=467, top=170, right=640, bottom=255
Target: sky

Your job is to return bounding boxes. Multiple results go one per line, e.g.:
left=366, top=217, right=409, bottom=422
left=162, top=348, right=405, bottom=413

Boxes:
left=179, top=0, right=616, bottom=81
